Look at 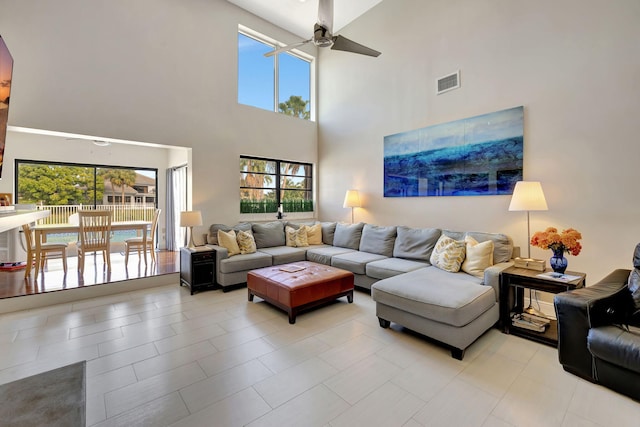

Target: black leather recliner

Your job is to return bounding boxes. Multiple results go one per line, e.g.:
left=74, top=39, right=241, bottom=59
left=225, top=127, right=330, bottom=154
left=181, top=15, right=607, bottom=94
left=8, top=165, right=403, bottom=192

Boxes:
left=554, top=244, right=640, bottom=402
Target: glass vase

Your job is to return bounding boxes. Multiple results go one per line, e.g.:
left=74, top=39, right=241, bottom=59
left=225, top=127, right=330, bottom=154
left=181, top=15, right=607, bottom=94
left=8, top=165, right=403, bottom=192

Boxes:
left=550, top=248, right=568, bottom=274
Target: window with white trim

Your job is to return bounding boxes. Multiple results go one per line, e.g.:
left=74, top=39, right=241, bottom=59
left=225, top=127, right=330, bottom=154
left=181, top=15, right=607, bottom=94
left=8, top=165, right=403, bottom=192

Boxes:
left=238, top=27, right=312, bottom=120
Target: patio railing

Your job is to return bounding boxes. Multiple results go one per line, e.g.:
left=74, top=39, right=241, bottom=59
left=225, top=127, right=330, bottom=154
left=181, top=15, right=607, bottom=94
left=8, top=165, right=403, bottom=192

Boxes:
left=35, top=204, right=157, bottom=225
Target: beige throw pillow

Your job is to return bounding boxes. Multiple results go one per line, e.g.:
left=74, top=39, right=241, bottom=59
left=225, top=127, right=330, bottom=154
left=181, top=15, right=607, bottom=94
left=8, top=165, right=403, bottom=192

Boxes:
left=461, top=236, right=494, bottom=278
left=430, top=235, right=466, bottom=273
left=236, top=230, right=256, bottom=254
left=285, top=225, right=309, bottom=247
left=217, top=229, right=240, bottom=256
left=306, top=223, right=323, bottom=245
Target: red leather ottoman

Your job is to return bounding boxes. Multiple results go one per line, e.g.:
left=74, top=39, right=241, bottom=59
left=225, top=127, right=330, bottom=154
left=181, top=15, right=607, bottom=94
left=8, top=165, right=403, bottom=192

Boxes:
left=247, top=261, right=354, bottom=324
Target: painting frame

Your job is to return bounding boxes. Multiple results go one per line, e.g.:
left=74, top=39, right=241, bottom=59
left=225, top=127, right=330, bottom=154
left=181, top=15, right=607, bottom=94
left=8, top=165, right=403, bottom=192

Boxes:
left=384, top=106, right=524, bottom=197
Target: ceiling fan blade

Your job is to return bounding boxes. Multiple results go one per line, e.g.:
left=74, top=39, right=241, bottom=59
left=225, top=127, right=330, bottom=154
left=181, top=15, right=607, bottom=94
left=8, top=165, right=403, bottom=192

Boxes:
left=331, top=35, right=381, bottom=57
left=264, top=39, right=311, bottom=57
left=317, top=0, right=334, bottom=35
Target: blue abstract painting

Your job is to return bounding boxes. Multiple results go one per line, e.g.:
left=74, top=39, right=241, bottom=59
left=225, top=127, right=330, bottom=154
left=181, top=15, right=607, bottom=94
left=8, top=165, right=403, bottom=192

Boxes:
left=384, top=106, right=524, bottom=197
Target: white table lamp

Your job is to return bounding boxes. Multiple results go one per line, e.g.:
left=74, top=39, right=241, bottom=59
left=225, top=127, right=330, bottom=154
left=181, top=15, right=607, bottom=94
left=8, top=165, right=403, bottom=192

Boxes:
left=508, top=181, right=548, bottom=258
left=508, top=181, right=548, bottom=316
left=180, top=210, right=203, bottom=248
left=343, top=190, right=361, bottom=224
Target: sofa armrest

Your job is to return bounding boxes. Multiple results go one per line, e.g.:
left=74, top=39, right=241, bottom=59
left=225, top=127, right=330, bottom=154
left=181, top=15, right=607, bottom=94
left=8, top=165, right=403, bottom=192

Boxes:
left=554, top=269, right=631, bottom=380
left=206, top=244, right=228, bottom=259
left=484, top=261, right=515, bottom=300
left=206, top=244, right=229, bottom=284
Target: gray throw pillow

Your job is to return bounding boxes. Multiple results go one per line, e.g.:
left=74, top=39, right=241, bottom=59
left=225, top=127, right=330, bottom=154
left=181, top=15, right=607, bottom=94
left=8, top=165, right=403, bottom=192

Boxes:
left=333, top=222, right=364, bottom=250
left=252, top=221, right=285, bottom=248
left=321, top=222, right=337, bottom=245
left=359, top=224, right=397, bottom=257
left=629, top=269, right=640, bottom=310
left=393, top=226, right=442, bottom=261
left=628, top=243, right=640, bottom=312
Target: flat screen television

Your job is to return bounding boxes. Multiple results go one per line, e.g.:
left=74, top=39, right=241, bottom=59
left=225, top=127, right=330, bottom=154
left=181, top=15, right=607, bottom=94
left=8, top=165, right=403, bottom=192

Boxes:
left=0, top=35, right=13, bottom=179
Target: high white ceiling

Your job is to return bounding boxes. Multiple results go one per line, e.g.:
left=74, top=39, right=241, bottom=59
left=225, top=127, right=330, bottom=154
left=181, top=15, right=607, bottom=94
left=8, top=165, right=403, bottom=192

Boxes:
left=227, top=0, right=383, bottom=38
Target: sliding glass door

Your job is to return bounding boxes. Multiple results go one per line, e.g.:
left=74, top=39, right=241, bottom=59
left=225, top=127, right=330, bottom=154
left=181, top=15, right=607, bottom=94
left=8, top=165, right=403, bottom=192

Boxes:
left=15, top=160, right=158, bottom=244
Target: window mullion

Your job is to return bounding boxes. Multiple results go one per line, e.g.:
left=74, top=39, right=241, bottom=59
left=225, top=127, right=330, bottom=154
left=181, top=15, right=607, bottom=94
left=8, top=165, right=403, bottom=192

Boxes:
left=275, top=160, right=281, bottom=207
left=273, top=50, right=278, bottom=113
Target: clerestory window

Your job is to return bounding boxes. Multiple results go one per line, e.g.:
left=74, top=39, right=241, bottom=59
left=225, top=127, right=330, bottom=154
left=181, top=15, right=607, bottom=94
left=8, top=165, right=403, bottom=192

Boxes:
left=238, top=26, right=313, bottom=120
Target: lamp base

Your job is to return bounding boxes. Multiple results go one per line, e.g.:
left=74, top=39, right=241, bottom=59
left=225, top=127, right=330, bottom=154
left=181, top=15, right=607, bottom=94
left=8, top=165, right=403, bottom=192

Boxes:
left=187, top=226, right=196, bottom=248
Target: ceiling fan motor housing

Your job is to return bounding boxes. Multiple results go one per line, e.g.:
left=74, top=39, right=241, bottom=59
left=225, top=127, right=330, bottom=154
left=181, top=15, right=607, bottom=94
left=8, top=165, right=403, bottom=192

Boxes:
left=313, top=23, right=333, bottom=47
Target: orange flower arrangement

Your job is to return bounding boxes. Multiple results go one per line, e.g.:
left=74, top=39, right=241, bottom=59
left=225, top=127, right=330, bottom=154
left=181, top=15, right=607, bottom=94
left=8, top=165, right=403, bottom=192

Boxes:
left=530, top=227, right=582, bottom=256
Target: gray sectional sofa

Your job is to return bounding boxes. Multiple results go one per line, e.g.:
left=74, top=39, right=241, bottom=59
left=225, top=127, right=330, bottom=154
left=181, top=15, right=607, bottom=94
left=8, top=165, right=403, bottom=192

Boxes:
left=205, top=220, right=516, bottom=359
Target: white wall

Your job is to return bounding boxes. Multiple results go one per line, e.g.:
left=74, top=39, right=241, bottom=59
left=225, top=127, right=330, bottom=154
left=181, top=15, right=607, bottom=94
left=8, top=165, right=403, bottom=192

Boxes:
left=318, top=0, right=640, bottom=282
left=0, top=130, right=179, bottom=248
left=0, top=0, right=318, bottom=239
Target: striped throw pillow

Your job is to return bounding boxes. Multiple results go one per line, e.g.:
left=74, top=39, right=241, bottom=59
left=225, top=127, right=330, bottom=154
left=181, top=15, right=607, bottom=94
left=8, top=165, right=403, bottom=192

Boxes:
left=430, top=235, right=466, bottom=272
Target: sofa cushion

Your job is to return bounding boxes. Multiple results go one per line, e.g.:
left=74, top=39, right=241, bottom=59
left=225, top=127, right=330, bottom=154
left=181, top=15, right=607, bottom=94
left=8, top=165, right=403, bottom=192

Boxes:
left=285, top=226, right=309, bottom=247
left=466, top=231, right=513, bottom=264
left=444, top=230, right=513, bottom=264
left=588, top=325, right=640, bottom=375
left=627, top=243, right=640, bottom=312
left=306, top=246, right=355, bottom=265
left=331, top=251, right=388, bottom=275
left=306, top=223, right=323, bottom=245
left=208, top=222, right=252, bottom=245
left=321, top=222, right=337, bottom=245
left=430, top=235, right=466, bottom=273
left=217, top=229, right=240, bottom=256
left=236, top=230, right=257, bottom=254
left=209, top=224, right=232, bottom=245
left=286, top=221, right=316, bottom=230
left=258, top=246, right=306, bottom=265
left=252, top=221, right=285, bottom=248
left=393, top=226, right=441, bottom=261
left=442, top=230, right=465, bottom=241
left=629, top=270, right=640, bottom=313
left=461, top=236, right=494, bottom=278
left=371, top=268, right=494, bottom=327
left=366, top=257, right=430, bottom=280
left=333, top=222, right=364, bottom=250
left=359, top=224, right=397, bottom=257
left=219, top=251, right=272, bottom=274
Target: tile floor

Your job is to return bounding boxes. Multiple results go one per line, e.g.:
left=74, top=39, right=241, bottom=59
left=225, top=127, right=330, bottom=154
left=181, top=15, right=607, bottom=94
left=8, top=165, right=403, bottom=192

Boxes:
left=0, top=283, right=638, bottom=426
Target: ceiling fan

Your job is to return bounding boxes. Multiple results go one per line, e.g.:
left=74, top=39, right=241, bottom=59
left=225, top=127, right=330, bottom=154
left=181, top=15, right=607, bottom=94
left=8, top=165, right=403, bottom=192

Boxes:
left=264, top=0, right=381, bottom=58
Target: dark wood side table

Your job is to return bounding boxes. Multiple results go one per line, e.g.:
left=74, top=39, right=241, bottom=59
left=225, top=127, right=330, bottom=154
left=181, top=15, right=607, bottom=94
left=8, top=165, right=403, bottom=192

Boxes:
left=180, top=247, right=216, bottom=295
left=500, top=266, right=586, bottom=347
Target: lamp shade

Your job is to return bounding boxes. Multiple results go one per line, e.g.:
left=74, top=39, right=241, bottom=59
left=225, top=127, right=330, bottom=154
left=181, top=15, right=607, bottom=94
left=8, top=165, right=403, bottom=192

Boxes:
left=343, top=190, right=361, bottom=208
left=180, top=210, right=203, bottom=227
left=508, top=182, right=548, bottom=212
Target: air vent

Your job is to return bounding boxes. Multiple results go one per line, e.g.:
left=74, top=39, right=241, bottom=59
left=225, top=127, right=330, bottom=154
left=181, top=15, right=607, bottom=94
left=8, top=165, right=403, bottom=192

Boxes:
left=436, top=70, right=460, bottom=95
